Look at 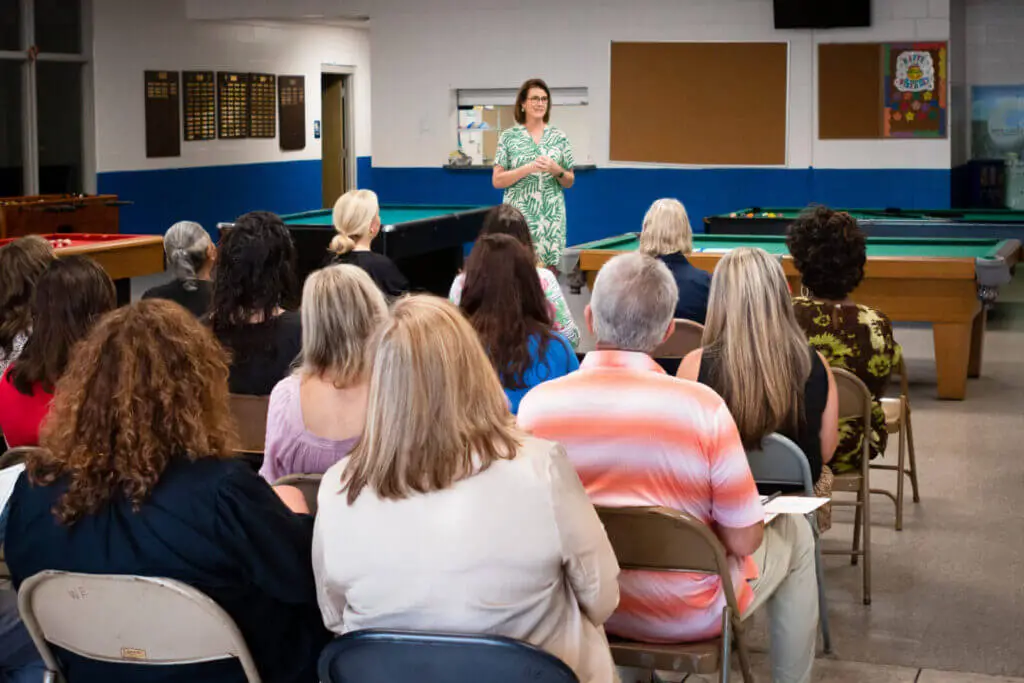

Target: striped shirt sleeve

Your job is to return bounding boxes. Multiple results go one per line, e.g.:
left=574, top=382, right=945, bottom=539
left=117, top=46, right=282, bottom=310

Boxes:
left=706, top=402, right=764, bottom=530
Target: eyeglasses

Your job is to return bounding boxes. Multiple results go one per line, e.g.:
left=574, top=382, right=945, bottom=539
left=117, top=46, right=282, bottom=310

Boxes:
left=527, top=96, right=549, bottom=104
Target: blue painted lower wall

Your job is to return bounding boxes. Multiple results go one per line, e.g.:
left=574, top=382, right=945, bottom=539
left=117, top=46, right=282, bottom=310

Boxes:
left=100, top=156, right=950, bottom=246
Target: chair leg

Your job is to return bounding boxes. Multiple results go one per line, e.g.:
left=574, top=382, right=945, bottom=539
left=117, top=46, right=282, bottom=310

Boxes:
left=851, top=487, right=863, bottom=566
left=720, top=608, right=732, bottom=683
left=731, top=614, right=755, bottom=683
left=895, top=411, right=907, bottom=531
left=814, top=535, right=833, bottom=654
left=862, top=474, right=872, bottom=606
left=905, top=406, right=921, bottom=503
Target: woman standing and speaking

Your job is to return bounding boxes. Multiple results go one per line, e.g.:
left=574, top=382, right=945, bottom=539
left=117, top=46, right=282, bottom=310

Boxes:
left=493, top=78, right=575, bottom=273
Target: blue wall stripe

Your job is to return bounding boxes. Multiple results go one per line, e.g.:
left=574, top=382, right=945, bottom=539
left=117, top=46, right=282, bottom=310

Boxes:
left=99, top=157, right=950, bottom=247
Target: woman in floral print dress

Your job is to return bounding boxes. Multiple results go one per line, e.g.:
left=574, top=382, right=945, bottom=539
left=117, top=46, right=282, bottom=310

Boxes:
left=493, top=78, right=575, bottom=271
left=787, top=206, right=902, bottom=476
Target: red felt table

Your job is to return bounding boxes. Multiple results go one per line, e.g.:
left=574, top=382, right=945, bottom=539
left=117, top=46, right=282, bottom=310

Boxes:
left=0, top=233, right=164, bottom=304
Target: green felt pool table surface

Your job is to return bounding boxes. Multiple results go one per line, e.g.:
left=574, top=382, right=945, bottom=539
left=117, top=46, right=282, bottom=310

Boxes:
left=282, top=204, right=489, bottom=227
left=718, top=207, right=1024, bottom=223
left=570, top=233, right=1015, bottom=260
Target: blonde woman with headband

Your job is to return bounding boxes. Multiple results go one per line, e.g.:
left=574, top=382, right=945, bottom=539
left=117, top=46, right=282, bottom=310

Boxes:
left=329, top=189, right=409, bottom=297
left=261, top=264, right=388, bottom=482
left=639, top=198, right=710, bottom=324
left=313, top=295, right=619, bottom=683
left=142, top=221, right=216, bottom=317
left=678, top=247, right=839, bottom=492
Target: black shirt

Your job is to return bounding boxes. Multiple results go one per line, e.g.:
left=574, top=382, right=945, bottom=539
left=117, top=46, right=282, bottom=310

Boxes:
left=698, top=346, right=829, bottom=485
left=658, top=253, right=711, bottom=324
left=5, top=457, right=330, bottom=683
left=331, top=250, right=410, bottom=298
left=213, top=310, right=302, bottom=395
left=142, top=279, right=213, bottom=318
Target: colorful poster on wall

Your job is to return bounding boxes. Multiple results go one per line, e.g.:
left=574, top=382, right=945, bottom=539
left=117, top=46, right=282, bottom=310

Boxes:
left=883, top=43, right=947, bottom=138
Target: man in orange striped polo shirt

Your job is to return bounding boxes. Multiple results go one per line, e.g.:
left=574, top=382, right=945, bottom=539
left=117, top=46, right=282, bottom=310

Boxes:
left=519, top=253, right=817, bottom=683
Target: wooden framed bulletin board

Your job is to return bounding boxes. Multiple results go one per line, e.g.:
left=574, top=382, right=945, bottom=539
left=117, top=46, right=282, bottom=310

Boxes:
left=819, top=42, right=948, bottom=140
left=609, top=42, right=789, bottom=166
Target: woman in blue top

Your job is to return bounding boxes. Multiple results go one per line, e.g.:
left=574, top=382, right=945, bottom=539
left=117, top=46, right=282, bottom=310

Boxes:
left=460, top=234, right=578, bottom=413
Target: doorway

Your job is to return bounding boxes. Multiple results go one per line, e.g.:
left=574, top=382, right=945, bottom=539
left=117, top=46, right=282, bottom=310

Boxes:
left=321, top=71, right=352, bottom=208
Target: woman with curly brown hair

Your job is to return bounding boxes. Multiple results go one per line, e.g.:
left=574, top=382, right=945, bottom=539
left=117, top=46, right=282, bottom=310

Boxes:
left=786, top=205, right=902, bottom=476
left=210, top=210, right=303, bottom=395
left=0, top=255, right=115, bottom=447
left=0, top=235, right=55, bottom=377
left=3, top=299, right=329, bottom=683
left=459, top=234, right=579, bottom=413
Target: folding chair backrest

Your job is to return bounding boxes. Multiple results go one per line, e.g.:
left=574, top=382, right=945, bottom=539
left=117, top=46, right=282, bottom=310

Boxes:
left=274, top=473, right=323, bottom=515
left=652, top=319, right=705, bottom=359
left=229, top=394, right=270, bottom=453
left=832, top=368, right=874, bottom=482
left=746, top=433, right=814, bottom=495
left=318, top=629, right=579, bottom=683
left=18, top=571, right=262, bottom=682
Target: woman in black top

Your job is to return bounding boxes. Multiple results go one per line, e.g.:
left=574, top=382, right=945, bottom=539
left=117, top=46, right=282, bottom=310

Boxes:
left=5, top=300, right=328, bottom=683
left=678, top=247, right=838, bottom=487
left=328, top=189, right=409, bottom=298
left=209, top=211, right=302, bottom=395
left=638, top=198, right=711, bottom=324
left=143, top=220, right=215, bottom=317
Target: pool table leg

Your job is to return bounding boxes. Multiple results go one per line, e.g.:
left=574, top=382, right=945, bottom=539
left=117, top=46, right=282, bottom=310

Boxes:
left=968, top=309, right=987, bottom=379
left=932, top=322, right=972, bottom=400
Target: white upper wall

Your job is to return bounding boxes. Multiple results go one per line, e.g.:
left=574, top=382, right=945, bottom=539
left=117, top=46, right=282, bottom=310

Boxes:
left=965, top=0, right=1024, bottom=85
left=92, top=0, right=371, bottom=173
left=367, top=0, right=951, bottom=170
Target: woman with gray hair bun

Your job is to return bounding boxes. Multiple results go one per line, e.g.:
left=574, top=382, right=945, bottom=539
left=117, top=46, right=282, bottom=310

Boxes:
left=142, top=221, right=216, bottom=317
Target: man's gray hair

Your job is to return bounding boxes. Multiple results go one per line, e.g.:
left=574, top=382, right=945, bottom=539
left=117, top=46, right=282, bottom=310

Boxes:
left=590, top=252, right=679, bottom=353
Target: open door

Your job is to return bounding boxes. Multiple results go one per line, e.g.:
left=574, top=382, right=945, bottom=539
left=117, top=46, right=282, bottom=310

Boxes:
left=321, top=73, right=348, bottom=208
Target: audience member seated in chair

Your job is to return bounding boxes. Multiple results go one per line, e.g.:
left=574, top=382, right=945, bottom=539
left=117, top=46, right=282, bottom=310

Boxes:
left=261, top=265, right=388, bottom=482
left=143, top=220, right=216, bottom=317
left=459, top=234, right=579, bottom=414
left=313, top=295, right=619, bottom=683
left=450, top=204, right=580, bottom=348
left=786, top=206, right=901, bottom=476
left=639, top=198, right=711, bottom=324
left=677, top=247, right=839, bottom=498
left=210, top=211, right=303, bottom=396
left=0, top=257, right=115, bottom=447
left=518, top=253, right=819, bottom=683
left=0, top=235, right=55, bottom=377
left=329, top=189, right=410, bottom=298
left=4, top=300, right=329, bottom=683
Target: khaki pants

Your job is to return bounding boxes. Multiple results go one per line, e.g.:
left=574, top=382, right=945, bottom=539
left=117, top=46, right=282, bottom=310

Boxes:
left=746, top=513, right=819, bottom=683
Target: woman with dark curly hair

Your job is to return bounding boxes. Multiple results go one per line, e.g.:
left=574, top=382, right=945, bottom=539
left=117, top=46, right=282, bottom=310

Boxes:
left=0, top=256, right=115, bottom=447
left=4, top=299, right=329, bottom=683
left=0, top=235, right=55, bottom=377
left=460, top=234, right=578, bottom=413
left=210, top=210, right=302, bottom=395
left=786, top=206, right=901, bottom=476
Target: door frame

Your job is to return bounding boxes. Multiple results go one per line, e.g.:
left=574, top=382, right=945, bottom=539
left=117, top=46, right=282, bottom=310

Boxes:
left=321, top=63, right=357, bottom=194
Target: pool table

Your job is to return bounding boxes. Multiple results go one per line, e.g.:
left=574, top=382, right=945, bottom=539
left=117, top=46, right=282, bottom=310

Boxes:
left=221, top=204, right=492, bottom=296
left=564, top=233, right=1022, bottom=400
left=0, top=194, right=124, bottom=239
left=0, top=233, right=164, bottom=305
left=705, top=206, right=1024, bottom=244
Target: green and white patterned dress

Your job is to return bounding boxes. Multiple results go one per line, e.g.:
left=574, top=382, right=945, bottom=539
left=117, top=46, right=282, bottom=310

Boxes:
left=494, top=125, right=575, bottom=268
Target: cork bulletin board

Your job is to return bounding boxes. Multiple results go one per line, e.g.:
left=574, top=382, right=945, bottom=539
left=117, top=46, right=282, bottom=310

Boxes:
left=610, top=42, right=789, bottom=166
left=818, top=42, right=947, bottom=140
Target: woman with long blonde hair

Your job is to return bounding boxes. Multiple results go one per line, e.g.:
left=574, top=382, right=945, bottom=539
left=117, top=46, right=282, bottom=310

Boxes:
left=678, top=247, right=838, bottom=486
left=639, top=198, right=710, bottom=324
left=328, top=189, right=409, bottom=297
left=261, top=264, right=388, bottom=482
left=313, top=295, right=619, bottom=683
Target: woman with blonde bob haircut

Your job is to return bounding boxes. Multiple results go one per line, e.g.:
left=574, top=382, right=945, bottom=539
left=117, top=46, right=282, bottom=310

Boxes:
left=639, top=198, right=711, bottom=324
left=329, top=189, right=409, bottom=297
left=261, top=264, right=388, bottom=482
left=313, top=295, right=620, bottom=683
left=678, top=247, right=838, bottom=491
